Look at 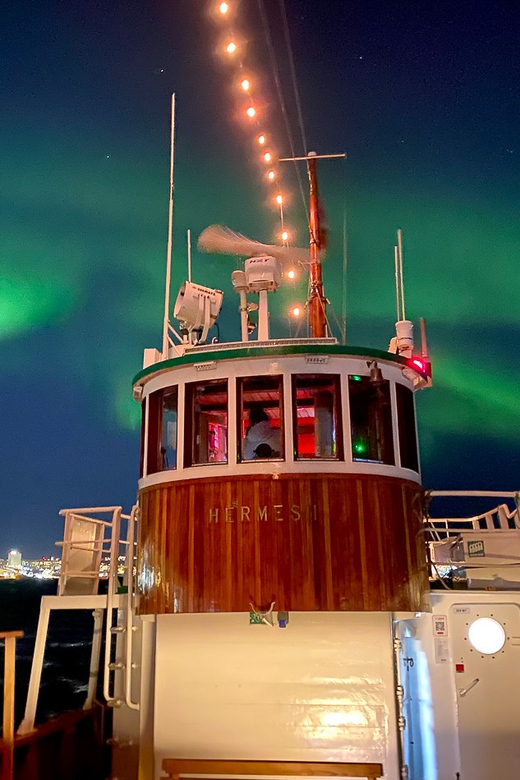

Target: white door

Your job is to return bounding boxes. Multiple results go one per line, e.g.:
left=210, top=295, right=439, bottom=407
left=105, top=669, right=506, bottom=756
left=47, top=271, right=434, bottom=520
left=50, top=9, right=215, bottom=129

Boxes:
left=450, top=602, right=520, bottom=780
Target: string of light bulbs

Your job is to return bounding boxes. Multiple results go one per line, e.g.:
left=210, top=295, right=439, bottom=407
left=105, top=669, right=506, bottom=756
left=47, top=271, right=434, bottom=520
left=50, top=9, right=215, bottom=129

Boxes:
left=211, top=0, right=296, bottom=250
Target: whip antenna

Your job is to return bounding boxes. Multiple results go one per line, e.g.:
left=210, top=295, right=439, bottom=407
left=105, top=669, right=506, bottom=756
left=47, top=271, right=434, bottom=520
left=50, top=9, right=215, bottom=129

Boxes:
left=162, top=93, right=176, bottom=358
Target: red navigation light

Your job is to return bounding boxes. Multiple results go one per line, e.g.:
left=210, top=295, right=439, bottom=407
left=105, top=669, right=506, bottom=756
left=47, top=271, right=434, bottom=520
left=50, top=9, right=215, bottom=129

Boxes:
left=406, top=356, right=432, bottom=378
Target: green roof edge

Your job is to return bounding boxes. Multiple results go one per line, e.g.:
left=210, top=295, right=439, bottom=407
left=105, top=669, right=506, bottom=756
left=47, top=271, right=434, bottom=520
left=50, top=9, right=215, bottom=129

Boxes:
left=132, top=343, right=407, bottom=387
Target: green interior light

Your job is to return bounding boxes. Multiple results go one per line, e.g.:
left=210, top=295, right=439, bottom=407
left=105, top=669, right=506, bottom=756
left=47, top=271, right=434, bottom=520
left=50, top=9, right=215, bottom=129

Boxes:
left=351, top=375, right=362, bottom=382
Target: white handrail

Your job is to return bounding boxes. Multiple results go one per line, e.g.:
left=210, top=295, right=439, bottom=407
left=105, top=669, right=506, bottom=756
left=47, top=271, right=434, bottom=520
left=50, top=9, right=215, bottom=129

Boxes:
left=103, top=507, right=122, bottom=707
left=125, top=504, right=140, bottom=710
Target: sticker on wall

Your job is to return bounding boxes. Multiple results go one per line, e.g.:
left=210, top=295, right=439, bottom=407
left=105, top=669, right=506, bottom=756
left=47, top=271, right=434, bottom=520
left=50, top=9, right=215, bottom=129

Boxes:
left=467, top=539, right=485, bottom=557
left=434, top=637, right=450, bottom=664
left=433, top=614, right=448, bottom=636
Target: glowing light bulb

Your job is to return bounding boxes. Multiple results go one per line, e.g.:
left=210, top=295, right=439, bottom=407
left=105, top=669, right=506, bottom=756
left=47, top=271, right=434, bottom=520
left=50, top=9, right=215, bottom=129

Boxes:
left=287, top=269, right=295, bottom=279
left=226, top=41, right=237, bottom=54
left=241, top=78, right=250, bottom=91
left=281, top=230, right=289, bottom=241
left=276, top=194, right=283, bottom=204
left=292, top=306, right=301, bottom=317
left=219, top=2, right=229, bottom=13
left=264, top=152, right=272, bottom=162
left=258, top=134, right=266, bottom=145
left=267, top=170, right=275, bottom=180
left=246, top=106, right=256, bottom=118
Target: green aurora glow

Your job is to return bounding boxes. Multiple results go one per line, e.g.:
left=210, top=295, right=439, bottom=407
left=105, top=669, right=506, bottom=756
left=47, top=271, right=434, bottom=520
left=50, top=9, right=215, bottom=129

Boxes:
left=1, top=0, right=518, bottom=554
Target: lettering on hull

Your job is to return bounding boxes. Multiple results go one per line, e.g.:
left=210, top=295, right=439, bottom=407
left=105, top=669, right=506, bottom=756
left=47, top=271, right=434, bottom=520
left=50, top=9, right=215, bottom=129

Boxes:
left=209, top=504, right=318, bottom=523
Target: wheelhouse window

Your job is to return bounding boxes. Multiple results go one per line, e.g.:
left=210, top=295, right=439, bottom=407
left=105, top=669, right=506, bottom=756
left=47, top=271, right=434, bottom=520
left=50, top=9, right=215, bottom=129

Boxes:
left=238, top=376, right=283, bottom=461
left=348, top=374, right=394, bottom=465
left=185, top=380, right=228, bottom=466
left=161, top=389, right=178, bottom=469
left=145, top=387, right=178, bottom=474
left=396, top=383, right=419, bottom=471
left=292, top=374, right=343, bottom=460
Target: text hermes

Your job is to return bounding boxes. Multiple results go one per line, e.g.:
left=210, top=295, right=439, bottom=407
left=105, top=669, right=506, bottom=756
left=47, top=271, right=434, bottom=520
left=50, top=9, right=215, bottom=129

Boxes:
left=208, top=504, right=319, bottom=523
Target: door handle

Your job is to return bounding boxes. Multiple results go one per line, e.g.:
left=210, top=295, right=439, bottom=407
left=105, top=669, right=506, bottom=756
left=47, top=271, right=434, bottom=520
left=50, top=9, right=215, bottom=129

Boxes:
left=459, top=677, right=480, bottom=697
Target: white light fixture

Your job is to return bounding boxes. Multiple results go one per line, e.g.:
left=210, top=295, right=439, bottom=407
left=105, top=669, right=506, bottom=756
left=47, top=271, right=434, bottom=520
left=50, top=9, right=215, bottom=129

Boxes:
left=468, top=617, right=506, bottom=655
left=174, top=281, right=223, bottom=345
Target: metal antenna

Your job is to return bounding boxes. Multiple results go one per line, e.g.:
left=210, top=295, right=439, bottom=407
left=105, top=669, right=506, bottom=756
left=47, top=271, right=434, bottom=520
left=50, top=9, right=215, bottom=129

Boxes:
left=394, top=228, right=406, bottom=322
left=394, top=244, right=400, bottom=323
left=187, top=229, right=192, bottom=283
left=397, top=228, right=405, bottom=321
left=342, top=203, right=348, bottom=344
left=162, top=93, right=176, bottom=358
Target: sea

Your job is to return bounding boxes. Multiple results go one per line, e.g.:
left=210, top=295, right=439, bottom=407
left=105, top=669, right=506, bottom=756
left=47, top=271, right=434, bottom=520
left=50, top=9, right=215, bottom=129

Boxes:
left=0, top=579, right=94, bottom=733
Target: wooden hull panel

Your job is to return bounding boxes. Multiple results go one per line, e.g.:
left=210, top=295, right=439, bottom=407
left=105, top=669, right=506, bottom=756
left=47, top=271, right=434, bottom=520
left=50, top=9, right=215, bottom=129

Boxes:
left=137, top=473, right=428, bottom=614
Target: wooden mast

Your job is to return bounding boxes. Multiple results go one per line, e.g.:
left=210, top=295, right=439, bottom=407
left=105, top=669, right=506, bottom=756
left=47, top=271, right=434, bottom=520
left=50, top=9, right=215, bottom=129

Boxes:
left=307, top=152, right=327, bottom=337
left=279, top=151, right=345, bottom=338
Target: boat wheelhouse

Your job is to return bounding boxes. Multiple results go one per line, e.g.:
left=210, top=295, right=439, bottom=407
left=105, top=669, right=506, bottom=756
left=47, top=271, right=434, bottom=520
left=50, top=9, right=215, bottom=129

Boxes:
left=133, top=339, right=429, bottom=615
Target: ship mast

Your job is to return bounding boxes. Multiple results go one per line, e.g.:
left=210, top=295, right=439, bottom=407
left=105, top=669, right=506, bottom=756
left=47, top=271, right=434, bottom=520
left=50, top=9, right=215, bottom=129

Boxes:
left=280, top=151, right=345, bottom=338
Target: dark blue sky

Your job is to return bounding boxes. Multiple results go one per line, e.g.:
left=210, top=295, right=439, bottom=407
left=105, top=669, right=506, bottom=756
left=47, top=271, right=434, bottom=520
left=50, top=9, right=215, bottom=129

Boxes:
left=1, top=0, right=519, bottom=556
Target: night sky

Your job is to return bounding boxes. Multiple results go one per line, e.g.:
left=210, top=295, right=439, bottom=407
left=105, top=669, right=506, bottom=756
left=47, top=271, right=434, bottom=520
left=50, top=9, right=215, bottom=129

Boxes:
left=2, top=0, right=519, bottom=557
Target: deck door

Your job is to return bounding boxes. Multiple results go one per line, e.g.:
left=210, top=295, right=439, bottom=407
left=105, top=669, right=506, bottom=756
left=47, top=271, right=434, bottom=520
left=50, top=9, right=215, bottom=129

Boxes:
left=450, top=602, right=520, bottom=779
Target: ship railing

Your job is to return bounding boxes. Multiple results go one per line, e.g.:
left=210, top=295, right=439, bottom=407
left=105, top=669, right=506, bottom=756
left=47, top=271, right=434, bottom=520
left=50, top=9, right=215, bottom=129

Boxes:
left=425, top=490, right=519, bottom=539
left=0, top=631, right=24, bottom=780
left=424, top=490, right=520, bottom=585
left=18, top=505, right=139, bottom=736
left=56, top=506, right=134, bottom=597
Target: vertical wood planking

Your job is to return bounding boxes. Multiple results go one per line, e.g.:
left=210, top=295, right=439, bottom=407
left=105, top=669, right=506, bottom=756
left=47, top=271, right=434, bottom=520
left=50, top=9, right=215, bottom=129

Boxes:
left=137, top=473, right=428, bottom=614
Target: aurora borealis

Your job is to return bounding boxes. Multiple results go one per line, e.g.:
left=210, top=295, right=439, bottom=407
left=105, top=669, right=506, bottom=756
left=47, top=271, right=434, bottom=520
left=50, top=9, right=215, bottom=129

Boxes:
left=2, top=0, right=519, bottom=555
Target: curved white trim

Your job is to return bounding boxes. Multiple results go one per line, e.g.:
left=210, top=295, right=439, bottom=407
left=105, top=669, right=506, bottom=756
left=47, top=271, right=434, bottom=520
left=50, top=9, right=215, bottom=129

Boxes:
left=138, top=460, right=421, bottom=490
left=142, top=354, right=413, bottom=398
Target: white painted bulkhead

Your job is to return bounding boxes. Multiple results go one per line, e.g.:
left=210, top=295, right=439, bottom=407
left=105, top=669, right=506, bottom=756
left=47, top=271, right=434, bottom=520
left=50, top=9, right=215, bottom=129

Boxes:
left=123, top=591, right=520, bottom=780
left=397, top=590, right=520, bottom=780
left=151, top=612, right=400, bottom=780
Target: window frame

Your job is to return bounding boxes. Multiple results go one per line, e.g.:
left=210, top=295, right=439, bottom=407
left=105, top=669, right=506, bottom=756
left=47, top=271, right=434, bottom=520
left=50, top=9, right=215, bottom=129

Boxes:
left=184, top=378, right=229, bottom=468
left=292, top=373, right=344, bottom=461
left=395, top=382, right=419, bottom=472
left=237, top=374, right=285, bottom=462
left=348, top=373, right=395, bottom=465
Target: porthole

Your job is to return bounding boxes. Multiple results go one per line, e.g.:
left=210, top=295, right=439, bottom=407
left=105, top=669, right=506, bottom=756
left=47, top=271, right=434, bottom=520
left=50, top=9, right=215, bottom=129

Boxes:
left=468, top=617, right=506, bottom=655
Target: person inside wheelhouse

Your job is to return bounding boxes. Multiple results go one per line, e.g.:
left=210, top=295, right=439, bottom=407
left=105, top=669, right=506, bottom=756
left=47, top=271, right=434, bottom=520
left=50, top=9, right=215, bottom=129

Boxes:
left=243, top=403, right=281, bottom=459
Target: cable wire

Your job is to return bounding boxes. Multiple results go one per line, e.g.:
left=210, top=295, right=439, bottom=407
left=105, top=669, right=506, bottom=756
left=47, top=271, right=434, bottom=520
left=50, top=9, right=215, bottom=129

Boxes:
left=278, top=0, right=308, bottom=154
left=256, top=0, right=309, bottom=222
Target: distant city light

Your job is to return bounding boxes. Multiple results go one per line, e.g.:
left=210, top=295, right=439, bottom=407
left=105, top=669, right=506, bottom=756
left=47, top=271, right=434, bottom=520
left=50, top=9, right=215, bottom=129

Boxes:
left=246, top=106, right=256, bottom=118
left=258, top=134, right=266, bottom=145
left=264, top=152, right=272, bottom=162
left=240, top=78, right=250, bottom=91
left=267, top=170, right=275, bottom=180
left=226, top=41, right=237, bottom=54
left=219, top=2, right=229, bottom=14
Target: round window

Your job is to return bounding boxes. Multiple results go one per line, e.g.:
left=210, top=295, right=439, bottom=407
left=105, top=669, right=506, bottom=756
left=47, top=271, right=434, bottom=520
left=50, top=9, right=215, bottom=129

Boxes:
left=468, top=617, right=506, bottom=655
